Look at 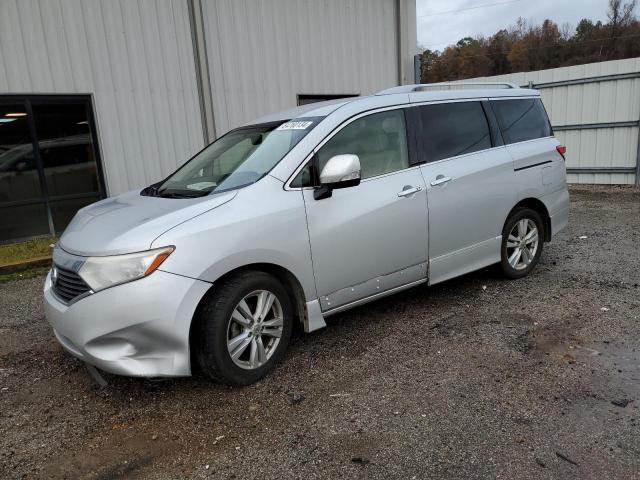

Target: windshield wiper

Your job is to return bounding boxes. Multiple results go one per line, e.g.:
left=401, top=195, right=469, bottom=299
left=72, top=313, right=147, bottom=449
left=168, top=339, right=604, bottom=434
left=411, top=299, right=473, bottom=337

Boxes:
left=140, top=182, right=162, bottom=197
left=157, top=189, right=210, bottom=199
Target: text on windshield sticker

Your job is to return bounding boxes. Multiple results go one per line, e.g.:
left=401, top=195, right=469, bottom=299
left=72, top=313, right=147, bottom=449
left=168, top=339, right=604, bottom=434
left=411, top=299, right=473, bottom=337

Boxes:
left=276, top=121, right=313, bottom=130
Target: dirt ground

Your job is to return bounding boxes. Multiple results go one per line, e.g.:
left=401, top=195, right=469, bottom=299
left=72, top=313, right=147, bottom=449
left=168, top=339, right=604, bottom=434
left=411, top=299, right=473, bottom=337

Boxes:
left=0, top=185, right=638, bottom=480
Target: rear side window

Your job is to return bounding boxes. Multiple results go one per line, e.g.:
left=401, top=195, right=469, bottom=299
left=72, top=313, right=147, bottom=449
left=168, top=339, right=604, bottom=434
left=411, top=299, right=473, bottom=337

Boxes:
left=491, top=98, right=551, bottom=144
left=417, top=102, right=491, bottom=162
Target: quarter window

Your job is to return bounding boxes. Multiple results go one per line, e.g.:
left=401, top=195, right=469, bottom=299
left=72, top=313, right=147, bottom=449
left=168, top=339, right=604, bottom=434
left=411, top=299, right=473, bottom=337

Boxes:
left=417, top=102, right=492, bottom=163
left=491, top=98, right=551, bottom=144
left=316, top=109, right=409, bottom=180
left=290, top=162, right=313, bottom=188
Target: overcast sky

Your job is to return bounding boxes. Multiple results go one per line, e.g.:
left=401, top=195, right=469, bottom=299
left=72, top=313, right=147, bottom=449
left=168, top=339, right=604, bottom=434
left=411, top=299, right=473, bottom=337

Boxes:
left=417, top=0, right=610, bottom=50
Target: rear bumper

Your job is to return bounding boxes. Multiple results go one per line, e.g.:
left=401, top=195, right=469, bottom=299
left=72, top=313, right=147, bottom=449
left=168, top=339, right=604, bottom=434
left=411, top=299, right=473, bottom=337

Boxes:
left=44, top=270, right=210, bottom=377
left=542, top=187, right=570, bottom=239
left=550, top=206, right=569, bottom=238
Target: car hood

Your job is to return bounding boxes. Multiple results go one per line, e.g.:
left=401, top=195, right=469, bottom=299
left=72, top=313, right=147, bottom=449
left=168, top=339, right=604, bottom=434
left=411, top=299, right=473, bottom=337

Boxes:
left=59, top=189, right=237, bottom=256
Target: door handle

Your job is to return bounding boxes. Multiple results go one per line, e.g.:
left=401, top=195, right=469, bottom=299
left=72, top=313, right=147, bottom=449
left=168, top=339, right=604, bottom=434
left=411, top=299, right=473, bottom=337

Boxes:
left=430, top=175, right=452, bottom=186
left=397, top=185, right=422, bottom=197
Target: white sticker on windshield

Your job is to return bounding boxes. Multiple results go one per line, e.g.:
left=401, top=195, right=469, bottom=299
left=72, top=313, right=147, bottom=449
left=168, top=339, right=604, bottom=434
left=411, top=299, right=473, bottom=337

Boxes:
left=187, top=181, right=217, bottom=191
left=276, top=121, right=313, bottom=131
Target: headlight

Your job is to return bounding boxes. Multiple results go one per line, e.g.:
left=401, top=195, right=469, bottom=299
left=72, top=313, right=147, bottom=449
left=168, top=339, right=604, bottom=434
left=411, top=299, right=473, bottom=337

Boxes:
left=78, top=246, right=174, bottom=292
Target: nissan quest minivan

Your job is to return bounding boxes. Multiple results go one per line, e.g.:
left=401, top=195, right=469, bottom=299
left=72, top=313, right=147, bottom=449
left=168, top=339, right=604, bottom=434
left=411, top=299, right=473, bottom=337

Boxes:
left=44, top=83, right=569, bottom=385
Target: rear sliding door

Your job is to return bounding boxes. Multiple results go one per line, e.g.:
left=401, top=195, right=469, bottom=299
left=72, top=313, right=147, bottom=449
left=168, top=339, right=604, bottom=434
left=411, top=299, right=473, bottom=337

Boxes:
left=415, top=100, right=516, bottom=285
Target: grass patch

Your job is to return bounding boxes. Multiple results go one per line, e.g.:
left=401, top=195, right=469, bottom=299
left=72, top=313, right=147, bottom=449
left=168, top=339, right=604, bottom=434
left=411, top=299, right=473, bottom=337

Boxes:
left=0, top=236, right=57, bottom=266
left=0, top=266, right=51, bottom=283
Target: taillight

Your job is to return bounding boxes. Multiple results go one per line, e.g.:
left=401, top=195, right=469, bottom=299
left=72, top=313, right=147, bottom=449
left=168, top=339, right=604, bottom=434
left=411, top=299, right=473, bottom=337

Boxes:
left=556, top=145, right=566, bottom=160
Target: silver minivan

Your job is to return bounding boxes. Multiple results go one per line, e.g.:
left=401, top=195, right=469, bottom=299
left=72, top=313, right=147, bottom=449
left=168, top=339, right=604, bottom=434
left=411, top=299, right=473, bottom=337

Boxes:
left=44, top=83, right=569, bottom=385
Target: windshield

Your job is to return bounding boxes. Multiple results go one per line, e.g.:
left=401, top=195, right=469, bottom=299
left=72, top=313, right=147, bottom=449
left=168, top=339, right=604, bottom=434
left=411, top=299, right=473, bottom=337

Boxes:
left=147, top=117, right=321, bottom=198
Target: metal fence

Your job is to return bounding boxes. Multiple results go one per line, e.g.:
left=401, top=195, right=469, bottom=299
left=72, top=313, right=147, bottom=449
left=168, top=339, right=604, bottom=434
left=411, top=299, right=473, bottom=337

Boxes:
left=420, top=57, right=640, bottom=185
left=524, top=71, right=640, bottom=185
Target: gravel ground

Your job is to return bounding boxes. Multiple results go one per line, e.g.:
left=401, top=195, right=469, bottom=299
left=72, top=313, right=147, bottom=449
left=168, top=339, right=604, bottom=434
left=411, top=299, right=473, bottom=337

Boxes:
left=1, top=185, right=638, bottom=480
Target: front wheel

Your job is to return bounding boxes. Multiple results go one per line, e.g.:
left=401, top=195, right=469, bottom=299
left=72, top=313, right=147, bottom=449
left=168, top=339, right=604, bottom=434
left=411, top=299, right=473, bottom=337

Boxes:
left=499, top=208, right=544, bottom=279
left=192, top=271, right=293, bottom=385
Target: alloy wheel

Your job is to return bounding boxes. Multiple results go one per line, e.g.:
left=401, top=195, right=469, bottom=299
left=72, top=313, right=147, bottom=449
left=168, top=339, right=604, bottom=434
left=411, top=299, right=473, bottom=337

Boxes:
left=506, top=219, right=539, bottom=271
left=226, top=290, right=284, bottom=370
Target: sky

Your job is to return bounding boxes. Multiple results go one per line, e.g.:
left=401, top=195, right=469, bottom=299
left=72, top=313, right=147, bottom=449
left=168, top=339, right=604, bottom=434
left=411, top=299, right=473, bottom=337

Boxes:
left=416, top=0, right=610, bottom=50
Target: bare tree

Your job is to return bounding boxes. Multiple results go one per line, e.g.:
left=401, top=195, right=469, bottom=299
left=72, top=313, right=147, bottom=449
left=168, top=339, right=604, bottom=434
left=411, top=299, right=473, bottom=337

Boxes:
left=607, top=0, right=637, bottom=55
left=608, top=0, right=637, bottom=28
left=560, top=22, right=573, bottom=41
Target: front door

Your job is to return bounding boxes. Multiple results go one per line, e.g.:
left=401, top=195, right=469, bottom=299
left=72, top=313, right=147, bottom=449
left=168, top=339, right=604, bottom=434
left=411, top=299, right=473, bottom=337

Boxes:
left=301, top=109, right=428, bottom=311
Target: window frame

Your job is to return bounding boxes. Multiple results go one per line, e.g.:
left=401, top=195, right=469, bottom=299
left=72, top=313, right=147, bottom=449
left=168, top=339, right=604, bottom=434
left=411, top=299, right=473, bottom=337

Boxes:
left=285, top=105, right=416, bottom=190
left=481, top=100, right=505, bottom=147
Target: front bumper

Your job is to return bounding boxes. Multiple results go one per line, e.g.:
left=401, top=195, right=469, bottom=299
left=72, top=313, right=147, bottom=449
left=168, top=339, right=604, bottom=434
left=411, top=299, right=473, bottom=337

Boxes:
left=44, top=269, right=211, bottom=377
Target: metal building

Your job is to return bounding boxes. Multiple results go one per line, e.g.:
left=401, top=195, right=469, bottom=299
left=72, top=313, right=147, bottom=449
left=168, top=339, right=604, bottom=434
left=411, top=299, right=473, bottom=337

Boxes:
left=0, top=0, right=417, bottom=242
left=465, top=57, right=640, bottom=185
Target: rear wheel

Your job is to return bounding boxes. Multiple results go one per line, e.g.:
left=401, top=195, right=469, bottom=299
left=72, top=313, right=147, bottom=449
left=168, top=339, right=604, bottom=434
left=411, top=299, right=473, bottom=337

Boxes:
left=499, top=208, right=544, bottom=279
left=193, top=271, right=293, bottom=385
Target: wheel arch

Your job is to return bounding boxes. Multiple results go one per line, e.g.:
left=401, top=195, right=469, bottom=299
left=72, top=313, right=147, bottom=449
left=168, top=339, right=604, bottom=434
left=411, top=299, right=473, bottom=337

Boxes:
left=509, top=198, right=552, bottom=242
left=188, top=263, right=309, bottom=364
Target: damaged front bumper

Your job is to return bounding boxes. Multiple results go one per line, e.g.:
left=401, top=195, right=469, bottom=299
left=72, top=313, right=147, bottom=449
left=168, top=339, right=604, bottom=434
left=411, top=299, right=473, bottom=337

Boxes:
left=43, top=269, right=210, bottom=377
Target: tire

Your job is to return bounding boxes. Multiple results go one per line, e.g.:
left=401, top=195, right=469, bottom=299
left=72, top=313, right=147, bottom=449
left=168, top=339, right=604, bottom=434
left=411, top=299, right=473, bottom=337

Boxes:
left=192, top=270, right=293, bottom=386
left=499, top=207, right=544, bottom=280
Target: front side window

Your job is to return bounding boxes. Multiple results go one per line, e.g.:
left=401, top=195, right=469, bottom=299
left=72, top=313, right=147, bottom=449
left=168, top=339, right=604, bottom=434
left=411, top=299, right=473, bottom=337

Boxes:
left=417, top=101, right=492, bottom=163
left=491, top=98, right=551, bottom=144
left=316, top=109, right=409, bottom=180
left=151, top=117, right=321, bottom=197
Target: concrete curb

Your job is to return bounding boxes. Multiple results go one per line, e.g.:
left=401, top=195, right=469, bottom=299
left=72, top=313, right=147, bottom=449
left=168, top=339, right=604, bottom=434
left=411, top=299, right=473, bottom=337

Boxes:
left=0, top=256, right=52, bottom=274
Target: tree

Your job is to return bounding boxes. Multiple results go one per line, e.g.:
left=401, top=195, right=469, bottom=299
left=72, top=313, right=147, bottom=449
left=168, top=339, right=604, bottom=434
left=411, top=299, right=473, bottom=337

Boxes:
left=608, top=0, right=637, bottom=29
left=418, top=0, right=639, bottom=82
left=575, top=19, right=596, bottom=38
left=419, top=49, right=439, bottom=83
left=487, top=29, right=513, bottom=75
left=607, top=0, right=638, bottom=53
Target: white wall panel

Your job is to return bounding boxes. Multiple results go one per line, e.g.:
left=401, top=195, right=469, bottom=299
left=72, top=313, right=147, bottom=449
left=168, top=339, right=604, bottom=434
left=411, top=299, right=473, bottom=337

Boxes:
left=201, top=0, right=400, bottom=134
left=0, top=0, right=204, bottom=195
left=465, top=58, right=640, bottom=185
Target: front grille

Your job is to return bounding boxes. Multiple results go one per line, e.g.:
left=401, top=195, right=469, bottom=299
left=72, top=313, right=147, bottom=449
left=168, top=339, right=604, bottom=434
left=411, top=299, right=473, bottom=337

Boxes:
left=53, top=266, right=91, bottom=303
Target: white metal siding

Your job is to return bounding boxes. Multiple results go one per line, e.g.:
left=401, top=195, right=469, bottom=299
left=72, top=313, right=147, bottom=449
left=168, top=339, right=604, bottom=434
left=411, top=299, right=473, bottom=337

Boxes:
left=201, top=0, right=400, bottom=134
left=465, top=58, right=640, bottom=185
left=0, top=0, right=204, bottom=195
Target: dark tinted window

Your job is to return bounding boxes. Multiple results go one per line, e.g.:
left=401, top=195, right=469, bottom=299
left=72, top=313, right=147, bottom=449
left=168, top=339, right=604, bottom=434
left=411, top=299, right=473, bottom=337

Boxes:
left=290, top=163, right=312, bottom=188
left=491, top=98, right=551, bottom=144
left=32, top=103, right=101, bottom=197
left=418, top=102, right=491, bottom=162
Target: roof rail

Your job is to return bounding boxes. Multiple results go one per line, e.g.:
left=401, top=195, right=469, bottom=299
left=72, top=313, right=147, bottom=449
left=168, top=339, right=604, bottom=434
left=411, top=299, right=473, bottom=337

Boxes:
left=376, top=82, right=521, bottom=95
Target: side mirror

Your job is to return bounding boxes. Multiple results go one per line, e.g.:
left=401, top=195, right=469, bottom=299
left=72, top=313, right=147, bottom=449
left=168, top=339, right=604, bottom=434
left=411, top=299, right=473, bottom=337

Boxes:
left=314, top=154, right=361, bottom=200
